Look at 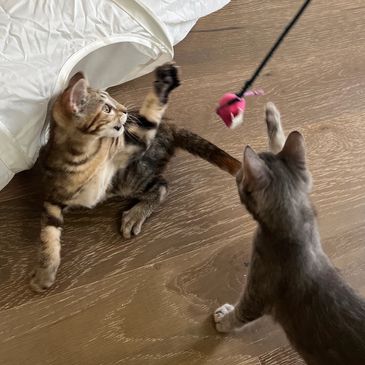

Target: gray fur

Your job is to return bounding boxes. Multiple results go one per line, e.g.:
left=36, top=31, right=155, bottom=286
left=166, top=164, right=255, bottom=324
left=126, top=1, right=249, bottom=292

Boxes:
left=214, top=103, right=365, bottom=365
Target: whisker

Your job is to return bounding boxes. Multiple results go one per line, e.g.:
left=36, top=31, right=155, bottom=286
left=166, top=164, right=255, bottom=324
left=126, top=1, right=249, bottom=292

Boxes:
left=127, top=113, right=140, bottom=124
left=124, top=127, right=141, bottom=144
left=125, top=102, right=137, bottom=110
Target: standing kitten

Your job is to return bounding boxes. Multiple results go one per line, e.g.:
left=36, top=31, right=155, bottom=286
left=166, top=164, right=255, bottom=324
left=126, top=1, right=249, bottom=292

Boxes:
left=214, top=103, right=365, bottom=365
left=31, top=63, right=241, bottom=292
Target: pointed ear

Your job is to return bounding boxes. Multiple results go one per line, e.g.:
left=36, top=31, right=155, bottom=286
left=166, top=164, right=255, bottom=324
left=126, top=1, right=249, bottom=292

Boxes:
left=62, top=75, right=88, bottom=115
left=243, top=146, right=271, bottom=190
left=67, top=72, right=86, bottom=89
left=279, top=131, right=306, bottom=167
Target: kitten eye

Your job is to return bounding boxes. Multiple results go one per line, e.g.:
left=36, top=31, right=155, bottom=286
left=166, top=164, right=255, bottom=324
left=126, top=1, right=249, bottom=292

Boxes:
left=102, top=104, right=112, bottom=113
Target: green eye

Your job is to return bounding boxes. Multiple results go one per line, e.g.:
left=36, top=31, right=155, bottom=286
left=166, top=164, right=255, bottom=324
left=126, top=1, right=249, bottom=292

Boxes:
left=103, top=104, right=112, bottom=113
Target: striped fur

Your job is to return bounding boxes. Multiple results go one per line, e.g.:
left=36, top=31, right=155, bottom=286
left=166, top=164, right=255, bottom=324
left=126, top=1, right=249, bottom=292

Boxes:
left=30, top=63, right=241, bottom=292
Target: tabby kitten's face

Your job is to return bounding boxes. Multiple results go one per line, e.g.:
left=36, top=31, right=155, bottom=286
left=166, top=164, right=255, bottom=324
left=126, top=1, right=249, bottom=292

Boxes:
left=236, top=132, right=312, bottom=224
left=53, top=72, right=128, bottom=138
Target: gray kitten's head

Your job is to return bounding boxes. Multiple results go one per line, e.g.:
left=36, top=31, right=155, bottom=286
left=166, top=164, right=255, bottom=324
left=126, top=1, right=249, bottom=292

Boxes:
left=236, top=131, right=312, bottom=227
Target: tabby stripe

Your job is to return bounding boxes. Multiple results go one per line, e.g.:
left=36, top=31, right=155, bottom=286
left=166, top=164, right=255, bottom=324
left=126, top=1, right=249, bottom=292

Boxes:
left=44, top=164, right=78, bottom=174
left=45, top=200, right=67, bottom=210
left=134, top=116, right=158, bottom=130
left=43, top=213, right=63, bottom=228
left=124, top=130, right=147, bottom=149
left=42, top=202, right=64, bottom=228
left=82, top=111, right=102, bottom=133
left=143, top=177, right=167, bottom=193
left=90, top=121, right=109, bottom=134
left=88, top=119, right=113, bottom=134
left=64, top=140, right=102, bottom=166
left=67, top=145, right=84, bottom=156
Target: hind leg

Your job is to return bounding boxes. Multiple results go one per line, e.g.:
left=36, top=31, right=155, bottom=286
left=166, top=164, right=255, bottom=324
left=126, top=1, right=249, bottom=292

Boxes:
left=121, top=178, right=168, bottom=239
left=265, top=102, right=286, bottom=153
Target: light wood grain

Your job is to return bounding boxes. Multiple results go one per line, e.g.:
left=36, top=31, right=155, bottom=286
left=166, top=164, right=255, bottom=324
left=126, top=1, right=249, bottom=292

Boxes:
left=1, top=0, right=365, bottom=364
left=1, top=227, right=365, bottom=365
left=259, top=346, right=305, bottom=365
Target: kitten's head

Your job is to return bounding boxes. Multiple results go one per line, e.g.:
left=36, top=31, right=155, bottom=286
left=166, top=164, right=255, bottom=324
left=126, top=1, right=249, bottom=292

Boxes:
left=236, top=131, right=312, bottom=226
left=52, top=72, right=128, bottom=138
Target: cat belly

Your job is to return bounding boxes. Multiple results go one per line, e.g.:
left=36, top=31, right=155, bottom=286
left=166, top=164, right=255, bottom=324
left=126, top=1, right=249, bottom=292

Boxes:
left=67, top=163, right=116, bottom=208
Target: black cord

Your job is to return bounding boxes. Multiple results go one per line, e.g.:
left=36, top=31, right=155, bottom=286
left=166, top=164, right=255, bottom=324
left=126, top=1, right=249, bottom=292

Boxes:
left=236, top=0, right=311, bottom=98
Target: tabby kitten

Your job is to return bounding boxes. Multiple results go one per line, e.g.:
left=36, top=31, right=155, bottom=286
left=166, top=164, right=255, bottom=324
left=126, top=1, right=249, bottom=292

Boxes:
left=31, top=63, right=241, bottom=292
left=214, top=103, right=365, bottom=365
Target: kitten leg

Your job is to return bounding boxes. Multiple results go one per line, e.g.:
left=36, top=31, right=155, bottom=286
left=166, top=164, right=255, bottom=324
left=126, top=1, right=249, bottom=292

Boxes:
left=214, top=290, right=264, bottom=333
left=119, top=63, right=179, bottom=238
left=214, top=304, right=243, bottom=333
left=30, top=202, right=64, bottom=292
left=214, top=252, right=266, bottom=333
left=121, top=178, right=168, bottom=239
left=125, top=62, right=180, bottom=148
left=141, top=62, right=180, bottom=120
left=265, top=102, right=286, bottom=153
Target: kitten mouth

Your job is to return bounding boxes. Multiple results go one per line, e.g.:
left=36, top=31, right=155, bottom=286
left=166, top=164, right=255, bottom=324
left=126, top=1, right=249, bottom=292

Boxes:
left=114, top=125, right=122, bottom=131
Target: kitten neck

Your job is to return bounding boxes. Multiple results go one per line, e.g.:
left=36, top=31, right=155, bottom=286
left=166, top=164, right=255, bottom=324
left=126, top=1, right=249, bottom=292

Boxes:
left=258, top=197, right=318, bottom=242
left=52, top=122, right=101, bottom=155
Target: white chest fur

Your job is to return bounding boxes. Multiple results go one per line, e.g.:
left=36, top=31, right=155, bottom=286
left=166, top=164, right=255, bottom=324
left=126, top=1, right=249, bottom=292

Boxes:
left=67, top=161, right=116, bottom=208
left=65, top=143, right=139, bottom=208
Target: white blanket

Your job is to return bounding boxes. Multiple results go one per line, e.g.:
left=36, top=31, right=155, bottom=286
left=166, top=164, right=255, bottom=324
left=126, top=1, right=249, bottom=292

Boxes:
left=0, top=0, right=229, bottom=190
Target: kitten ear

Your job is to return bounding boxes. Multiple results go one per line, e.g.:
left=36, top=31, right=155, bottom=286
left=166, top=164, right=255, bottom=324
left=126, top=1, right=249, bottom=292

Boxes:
left=67, top=72, right=86, bottom=89
left=62, top=75, right=88, bottom=115
left=243, top=146, right=271, bottom=190
left=279, top=131, right=306, bottom=167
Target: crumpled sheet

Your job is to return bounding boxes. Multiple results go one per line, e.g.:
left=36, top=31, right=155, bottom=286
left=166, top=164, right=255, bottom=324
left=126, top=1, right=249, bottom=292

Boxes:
left=0, top=0, right=229, bottom=190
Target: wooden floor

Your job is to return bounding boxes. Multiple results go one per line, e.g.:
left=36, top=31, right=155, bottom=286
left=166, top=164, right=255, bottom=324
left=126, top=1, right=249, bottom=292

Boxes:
left=1, top=1, right=365, bottom=364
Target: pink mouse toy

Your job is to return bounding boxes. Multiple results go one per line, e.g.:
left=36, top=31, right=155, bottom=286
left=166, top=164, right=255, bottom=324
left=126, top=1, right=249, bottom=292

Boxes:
left=217, top=90, right=264, bottom=129
left=216, top=0, right=311, bottom=128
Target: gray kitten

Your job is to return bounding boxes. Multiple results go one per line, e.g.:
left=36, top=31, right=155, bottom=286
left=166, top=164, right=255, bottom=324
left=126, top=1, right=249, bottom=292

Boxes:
left=214, top=103, right=365, bottom=365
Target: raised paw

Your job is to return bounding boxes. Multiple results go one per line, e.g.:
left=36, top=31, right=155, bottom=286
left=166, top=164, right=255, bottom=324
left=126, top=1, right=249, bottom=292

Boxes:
left=30, top=266, right=57, bottom=293
left=121, top=203, right=150, bottom=239
left=265, top=102, right=281, bottom=134
left=265, top=102, right=285, bottom=153
left=154, top=62, right=181, bottom=102
left=214, top=303, right=240, bottom=333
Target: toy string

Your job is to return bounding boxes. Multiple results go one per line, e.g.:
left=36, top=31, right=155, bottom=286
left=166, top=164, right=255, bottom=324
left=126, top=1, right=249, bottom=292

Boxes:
left=236, top=0, right=312, bottom=98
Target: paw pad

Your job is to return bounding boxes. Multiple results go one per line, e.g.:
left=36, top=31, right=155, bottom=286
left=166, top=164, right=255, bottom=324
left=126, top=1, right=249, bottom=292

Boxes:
left=213, top=303, right=236, bottom=333
left=154, top=62, right=181, bottom=99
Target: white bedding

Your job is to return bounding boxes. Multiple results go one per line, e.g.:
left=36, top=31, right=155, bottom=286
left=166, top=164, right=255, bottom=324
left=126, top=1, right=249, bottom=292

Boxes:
left=0, top=0, right=229, bottom=190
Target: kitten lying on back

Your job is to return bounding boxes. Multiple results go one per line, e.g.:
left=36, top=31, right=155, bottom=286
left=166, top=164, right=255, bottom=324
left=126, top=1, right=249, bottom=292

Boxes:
left=30, top=63, right=241, bottom=292
left=214, top=103, right=365, bottom=365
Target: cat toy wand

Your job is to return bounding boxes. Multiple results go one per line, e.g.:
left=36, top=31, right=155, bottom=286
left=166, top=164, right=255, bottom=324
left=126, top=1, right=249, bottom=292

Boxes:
left=216, top=0, right=312, bottom=128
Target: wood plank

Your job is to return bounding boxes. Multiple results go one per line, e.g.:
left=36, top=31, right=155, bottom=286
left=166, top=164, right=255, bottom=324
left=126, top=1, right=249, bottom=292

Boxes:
left=1, top=222, right=364, bottom=365
left=259, top=346, right=305, bottom=365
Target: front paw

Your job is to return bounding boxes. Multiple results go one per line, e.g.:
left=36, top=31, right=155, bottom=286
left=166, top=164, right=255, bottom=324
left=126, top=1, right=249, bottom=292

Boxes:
left=121, top=204, right=149, bottom=239
left=214, top=303, right=239, bottom=333
left=30, top=266, right=57, bottom=293
left=265, top=102, right=281, bottom=134
left=154, top=62, right=181, bottom=102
